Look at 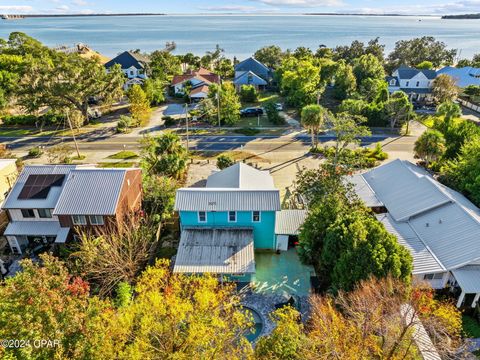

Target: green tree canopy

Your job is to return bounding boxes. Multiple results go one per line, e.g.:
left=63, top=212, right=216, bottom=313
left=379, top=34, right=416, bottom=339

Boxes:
left=432, top=74, right=459, bottom=104
left=333, top=38, right=385, bottom=64
left=353, top=53, right=386, bottom=85
left=384, top=91, right=413, bottom=129
left=253, top=45, right=284, bottom=69
left=333, top=60, right=356, bottom=100
left=301, top=104, right=329, bottom=149
left=435, top=101, right=462, bottom=133
left=414, top=130, right=446, bottom=166
left=208, top=82, right=241, bottom=126
left=387, top=36, right=457, bottom=71
left=128, top=84, right=151, bottom=126
left=149, top=50, right=182, bottom=82
left=141, top=133, right=189, bottom=179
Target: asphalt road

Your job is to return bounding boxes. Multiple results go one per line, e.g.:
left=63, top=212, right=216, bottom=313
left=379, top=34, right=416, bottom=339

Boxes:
left=0, top=134, right=394, bottom=152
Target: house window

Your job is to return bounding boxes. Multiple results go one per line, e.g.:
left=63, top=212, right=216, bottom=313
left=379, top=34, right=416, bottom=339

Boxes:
left=38, top=209, right=52, bottom=218
left=424, top=273, right=443, bottom=281
left=21, top=209, right=35, bottom=218
left=72, top=215, right=87, bottom=225
left=228, top=211, right=236, bottom=223
left=198, top=211, right=207, bottom=223
left=406, top=81, right=410, bottom=87
left=252, top=211, right=261, bottom=223
left=390, top=80, right=396, bottom=86
left=89, top=215, right=104, bottom=226
left=416, top=81, right=420, bottom=87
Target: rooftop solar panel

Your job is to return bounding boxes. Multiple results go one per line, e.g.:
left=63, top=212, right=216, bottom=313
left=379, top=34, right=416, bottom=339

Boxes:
left=18, top=174, right=65, bottom=200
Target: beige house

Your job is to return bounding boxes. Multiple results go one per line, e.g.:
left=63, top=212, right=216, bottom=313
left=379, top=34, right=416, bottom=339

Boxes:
left=0, top=159, right=18, bottom=230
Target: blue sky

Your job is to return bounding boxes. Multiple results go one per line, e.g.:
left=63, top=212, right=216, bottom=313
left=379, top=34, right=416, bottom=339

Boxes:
left=3, top=0, right=480, bottom=15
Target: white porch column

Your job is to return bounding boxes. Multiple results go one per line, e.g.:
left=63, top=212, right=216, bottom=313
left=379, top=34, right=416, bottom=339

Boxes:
left=472, top=293, right=480, bottom=308
left=456, top=291, right=466, bottom=308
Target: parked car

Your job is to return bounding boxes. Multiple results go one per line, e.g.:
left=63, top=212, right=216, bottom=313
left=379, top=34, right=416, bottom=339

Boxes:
left=240, top=107, right=264, bottom=117
left=274, top=103, right=284, bottom=111
left=88, top=109, right=102, bottom=120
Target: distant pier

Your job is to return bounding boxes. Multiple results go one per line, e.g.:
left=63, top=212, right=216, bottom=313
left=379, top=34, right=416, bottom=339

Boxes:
left=1, top=13, right=165, bottom=20
left=1, top=14, right=25, bottom=20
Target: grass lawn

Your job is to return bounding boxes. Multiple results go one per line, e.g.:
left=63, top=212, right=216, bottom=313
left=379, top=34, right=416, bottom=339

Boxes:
left=71, top=154, right=86, bottom=161
left=107, top=150, right=139, bottom=160
left=0, top=128, right=59, bottom=137
left=190, top=150, right=268, bottom=164
left=97, top=161, right=136, bottom=168
left=463, top=314, right=480, bottom=338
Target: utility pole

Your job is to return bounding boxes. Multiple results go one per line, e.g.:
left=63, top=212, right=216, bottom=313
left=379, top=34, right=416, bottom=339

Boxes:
left=185, top=103, right=190, bottom=152
left=66, top=110, right=81, bottom=158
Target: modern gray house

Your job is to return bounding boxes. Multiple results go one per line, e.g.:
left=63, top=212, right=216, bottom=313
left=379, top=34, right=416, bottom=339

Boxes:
left=351, top=160, right=480, bottom=308
left=234, top=57, right=272, bottom=91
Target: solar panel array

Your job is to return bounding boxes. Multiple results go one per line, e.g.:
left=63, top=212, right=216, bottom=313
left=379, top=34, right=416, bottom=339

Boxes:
left=18, top=174, right=65, bottom=200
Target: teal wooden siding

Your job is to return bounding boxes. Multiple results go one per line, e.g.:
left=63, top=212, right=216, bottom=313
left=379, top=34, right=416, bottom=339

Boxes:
left=179, top=211, right=276, bottom=249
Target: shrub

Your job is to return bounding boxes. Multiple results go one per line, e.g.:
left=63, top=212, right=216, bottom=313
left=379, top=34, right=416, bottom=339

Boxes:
left=264, top=101, right=285, bottom=125
left=1, top=113, right=65, bottom=127
left=240, top=85, right=258, bottom=103
left=217, top=154, right=235, bottom=170
left=162, top=116, right=176, bottom=127
left=28, top=147, right=43, bottom=158
left=234, top=127, right=260, bottom=136
left=116, top=115, right=134, bottom=133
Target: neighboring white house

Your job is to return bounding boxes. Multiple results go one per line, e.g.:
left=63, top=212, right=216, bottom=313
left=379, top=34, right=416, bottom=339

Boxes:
left=104, top=51, right=150, bottom=90
left=351, top=159, right=480, bottom=308
left=387, top=66, right=437, bottom=101
left=437, top=66, right=480, bottom=88
left=171, top=68, right=220, bottom=100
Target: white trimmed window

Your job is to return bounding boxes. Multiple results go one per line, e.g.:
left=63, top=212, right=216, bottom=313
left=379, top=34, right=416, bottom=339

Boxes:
left=198, top=211, right=207, bottom=223
left=424, top=273, right=443, bottom=280
left=252, top=211, right=261, bottom=223
left=21, top=209, right=35, bottom=218
left=406, top=81, right=410, bottom=87
left=89, top=215, right=104, bottom=226
left=38, top=209, right=52, bottom=218
left=228, top=211, right=236, bottom=223
left=72, top=215, right=87, bottom=225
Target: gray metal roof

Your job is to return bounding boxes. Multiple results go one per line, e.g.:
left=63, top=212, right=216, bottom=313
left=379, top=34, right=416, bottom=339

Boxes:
left=409, top=202, right=480, bottom=270
left=452, top=266, right=480, bottom=293
left=348, top=174, right=383, bottom=207
left=234, top=57, right=271, bottom=78
left=2, top=165, right=76, bottom=210
left=275, top=210, right=308, bottom=235
left=206, top=163, right=275, bottom=189
left=360, top=160, right=480, bottom=273
left=376, top=214, right=444, bottom=274
left=173, top=228, right=255, bottom=274
left=396, top=66, right=437, bottom=80
left=175, top=188, right=281, bottom=211
left=362, top=160, right=452, bottom=222
left=4, top=221, right=61, bottom=236
left=53, top=169, right=130, bottom=215
left=234, top=71, right=268, bottom=86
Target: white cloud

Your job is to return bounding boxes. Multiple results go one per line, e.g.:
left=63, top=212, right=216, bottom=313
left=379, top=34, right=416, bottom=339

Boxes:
left=55, top=4, right=70, bottom=12
left=0, top=5, right=33, bottom=13
left=251, top=0, right=344, bottom=7
left=349, top=0, right=480, bottom=15
left=72, top=0, right=88, bottom=6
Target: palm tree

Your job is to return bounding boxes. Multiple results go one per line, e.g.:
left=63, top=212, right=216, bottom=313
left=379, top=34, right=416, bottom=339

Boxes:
left=301, top=104, right=329, bottom=149
left=436, top=101, right=462, bottom=132
left=414, top=130, right=446, bottom=167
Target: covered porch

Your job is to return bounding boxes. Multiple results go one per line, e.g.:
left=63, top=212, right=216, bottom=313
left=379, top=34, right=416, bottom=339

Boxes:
left=173, top=227, right=255, bottom=275
left=4, top=222, right=70, bottom=255
left=452, top=266, right=480, bottom=308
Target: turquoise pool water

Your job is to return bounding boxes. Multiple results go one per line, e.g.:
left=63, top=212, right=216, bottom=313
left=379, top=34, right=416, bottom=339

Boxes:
left=250, top=248, right=315, bottom=297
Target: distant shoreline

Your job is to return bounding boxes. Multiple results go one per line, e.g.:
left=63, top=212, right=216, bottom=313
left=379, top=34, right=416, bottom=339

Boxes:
left=442, top=14, right=480, bottom=19
left=1, top=13, right=165, bottom=19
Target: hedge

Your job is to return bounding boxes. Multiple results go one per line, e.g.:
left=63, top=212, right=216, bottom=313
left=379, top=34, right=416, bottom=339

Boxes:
left=1, top=114, right=65, bottom=126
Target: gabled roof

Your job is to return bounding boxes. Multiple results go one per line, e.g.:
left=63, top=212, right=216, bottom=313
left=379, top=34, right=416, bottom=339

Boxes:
left=353, top=159, right=480, bottom=272
left=175, top=188, right=281, bottom=212
left=207, top=162, right=275, bottom=189
left=396, top=66, right=437, bottom=80
left=104, top=51, right=150, bottom=70
left=362, top=160, right=452, bottom=222
left=437, top=66, right=480, bottom=88
left=189, top=84, right=210, bottom=97
left=234, top=71, right=268, bottom=86
left=171, top=69, right=220, bottom=86
left=235, top=57, right=270, bottom=77
left=2, top=165, right=76, bottom=209
left=53, top=168, right=137, bottom=215
left=386, top=76, right=400, bottom=87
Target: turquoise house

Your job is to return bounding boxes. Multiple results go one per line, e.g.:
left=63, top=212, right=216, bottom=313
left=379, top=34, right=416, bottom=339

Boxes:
left=173, top=163, right=307, bottom=277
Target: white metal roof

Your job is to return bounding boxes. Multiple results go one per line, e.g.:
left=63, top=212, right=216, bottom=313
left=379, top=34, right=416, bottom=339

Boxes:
left=53, top=169, right=131, bottom=215
left=173, top=228, right=255, bottom=274
left=348, top=174, right=383, bottom=207
left=275, top=210, right=308, bottom=235
left=175, top=188, right=281, bottom=212
left=206, top=163, right=275, bottom=189
left=0, top=159, right=16, bottom=169
left=4, top=221, right=61, bottom=236
left=452, top=266, right=480, bottom=293
left=362, top=160, right=452, bottom=222
left=376, top=214, right=444, bottom=274
left=2, top=165, right=77, bottom=210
